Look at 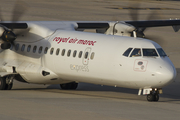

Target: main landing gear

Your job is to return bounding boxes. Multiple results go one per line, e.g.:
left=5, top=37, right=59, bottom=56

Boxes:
left=60, top=82, right=78, bottom=90
left=0, top=75, right=14, bottom=90
left=147, top=89, right=159, bottom=102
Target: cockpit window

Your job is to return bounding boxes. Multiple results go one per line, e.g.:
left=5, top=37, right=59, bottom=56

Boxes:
left=143, top=49, right=158, bottom=57
left=130, top=48, right=141, bottom=57
left=157, top=48, right=167, bottom=57
left=123, top=48, right=133, bottom=57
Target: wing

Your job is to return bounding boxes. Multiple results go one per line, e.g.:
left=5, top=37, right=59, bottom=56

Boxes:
left=125, top=20, right=180, bottom=28
left=1, top=19, right=180, bottom=30
left=0, top=19, right=180, bottom=44
left=76, top=19, right=180, bottom=37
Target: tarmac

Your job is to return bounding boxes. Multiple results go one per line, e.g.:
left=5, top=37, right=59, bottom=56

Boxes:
left=1, top=0, right=180, bottom=120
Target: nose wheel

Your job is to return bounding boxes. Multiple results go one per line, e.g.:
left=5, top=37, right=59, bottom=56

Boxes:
left=147, top=91, right=159, bottom=102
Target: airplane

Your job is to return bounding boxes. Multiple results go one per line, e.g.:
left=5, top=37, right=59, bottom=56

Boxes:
left=0, top=2, right=180, bottom=102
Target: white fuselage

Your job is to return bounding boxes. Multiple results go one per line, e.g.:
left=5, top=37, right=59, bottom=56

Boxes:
left=0, top=29, right=176, bottom=89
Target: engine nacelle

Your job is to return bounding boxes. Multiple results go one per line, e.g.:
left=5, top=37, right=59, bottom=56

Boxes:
left=105, top=22, right=135, bottom=36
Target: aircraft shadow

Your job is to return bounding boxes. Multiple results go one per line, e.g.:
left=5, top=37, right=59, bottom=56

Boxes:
left=12, top=67, right=180, bottom=102
left=11, top=81, right=180, bottom=102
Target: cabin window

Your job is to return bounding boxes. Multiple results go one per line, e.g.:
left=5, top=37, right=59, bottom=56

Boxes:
left=143, top=49, right=158, bottom=57
left=21, top=44, right=25, bottom=51
left=39, top=46, right=43, bottom=54
left=84, top=52, right=89, bottom=59
left=90, top=52, right=95, bottom=60
left=130, top=48, right=141, bottom=57
left=44, top=47, right=48, bottom=54
left=123, top=48, right=133, bottom=57
left=27, top=45, right=31, bottom=52
left=73, top=50, right=77, bottom=57
left=61, top=49, right=66, bottom=56
left=56, top=48, right=60, bottom=55
left=10, top=45, right=13, bottom=50
left=157, top=48, right=167, bottom=57
left=50, top=48, right=54, bottom=55
left=78, top=51, right=83, bottom=58
left=33, top=46, right=37, bottom=53
left=15, top=44, right=19, bottom=51
left=67, top=50, right=71, bottom=57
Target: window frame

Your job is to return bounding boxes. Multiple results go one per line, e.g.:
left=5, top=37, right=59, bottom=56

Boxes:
left=90, top=52, right=95, bottom=60
left=33, top=46, right=37, bottom=53
left=56, top=48, right=60, bottom=55
left=50, top=48, right=54, bottom=55
left=44, top=47, right=48, bottom=54
left=21, top=44, right=25, bottom=52
left=15, top=44, right=19, bottom=51
left=84, top=52, right=89, bottom=59
left=73, top=50, right=77, bottom=57
left=61, top=49, right=66, bottom=56
left=67, top=50, right=71, bottom=57
left=130, top=48, right=142, bottom=57
left=27, top=45, right=31, bottom=52
left=10, top=45, right=13, bottom=50
left=123, top=48, right=133, bottom=57
left=38, top=46, right=43, bottom=54
left=157, top=48, right=167, bottom=57
left=142, top=48, right=158, bottom=57
left=78, top=51, right=83, bottom=58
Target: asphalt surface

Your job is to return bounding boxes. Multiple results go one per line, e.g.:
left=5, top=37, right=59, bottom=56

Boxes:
left=1, top=0, right=180, bottom=120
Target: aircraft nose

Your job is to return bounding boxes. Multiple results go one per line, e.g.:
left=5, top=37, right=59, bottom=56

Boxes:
left=156, top=64, right=176, bottom=86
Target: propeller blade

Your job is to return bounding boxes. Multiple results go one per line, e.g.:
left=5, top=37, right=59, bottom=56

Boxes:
left=128, top=0, right=145, bottom=37
left=0, top=8, right=3, bottom=22
left=140, top=10, right=161, bottom=33
left=128, top=0, right=162, bottom=40
left=12, top=0, right=28, bottom=22
left=129, top=0, right=141, bottom=21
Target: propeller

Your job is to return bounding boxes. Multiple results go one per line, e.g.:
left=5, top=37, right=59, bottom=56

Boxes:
left=128, top=0, right=164, bottom=45
left=0, top=0, right=28, bottom=49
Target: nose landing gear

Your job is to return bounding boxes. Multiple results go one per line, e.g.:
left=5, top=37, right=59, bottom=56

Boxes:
left=147, top=89, right=159, bottom=102
left=147, top=93, right=159, bottom=102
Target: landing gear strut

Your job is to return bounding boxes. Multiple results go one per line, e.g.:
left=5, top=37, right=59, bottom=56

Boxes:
left=0, top=75, right=14, bottom=90
left=147, top=89, right=159, bottom=102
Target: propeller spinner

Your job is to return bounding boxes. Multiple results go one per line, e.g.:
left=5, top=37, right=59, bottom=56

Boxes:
left=1, top=30, right=17, bottom=43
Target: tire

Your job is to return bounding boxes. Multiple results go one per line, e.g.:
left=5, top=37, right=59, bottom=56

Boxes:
left=60, top=82, right=78, bottom=90
left=147, top=94, right=155, bottom=102
left=154, top=94, right=159, bottom=101
left=0, top=77, right=6, bottom=90
left=60, top=83, right=71, bottom=90
left=70, top=82, right=78, bottom=90
left=5, top=83, right=13, bottom=90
